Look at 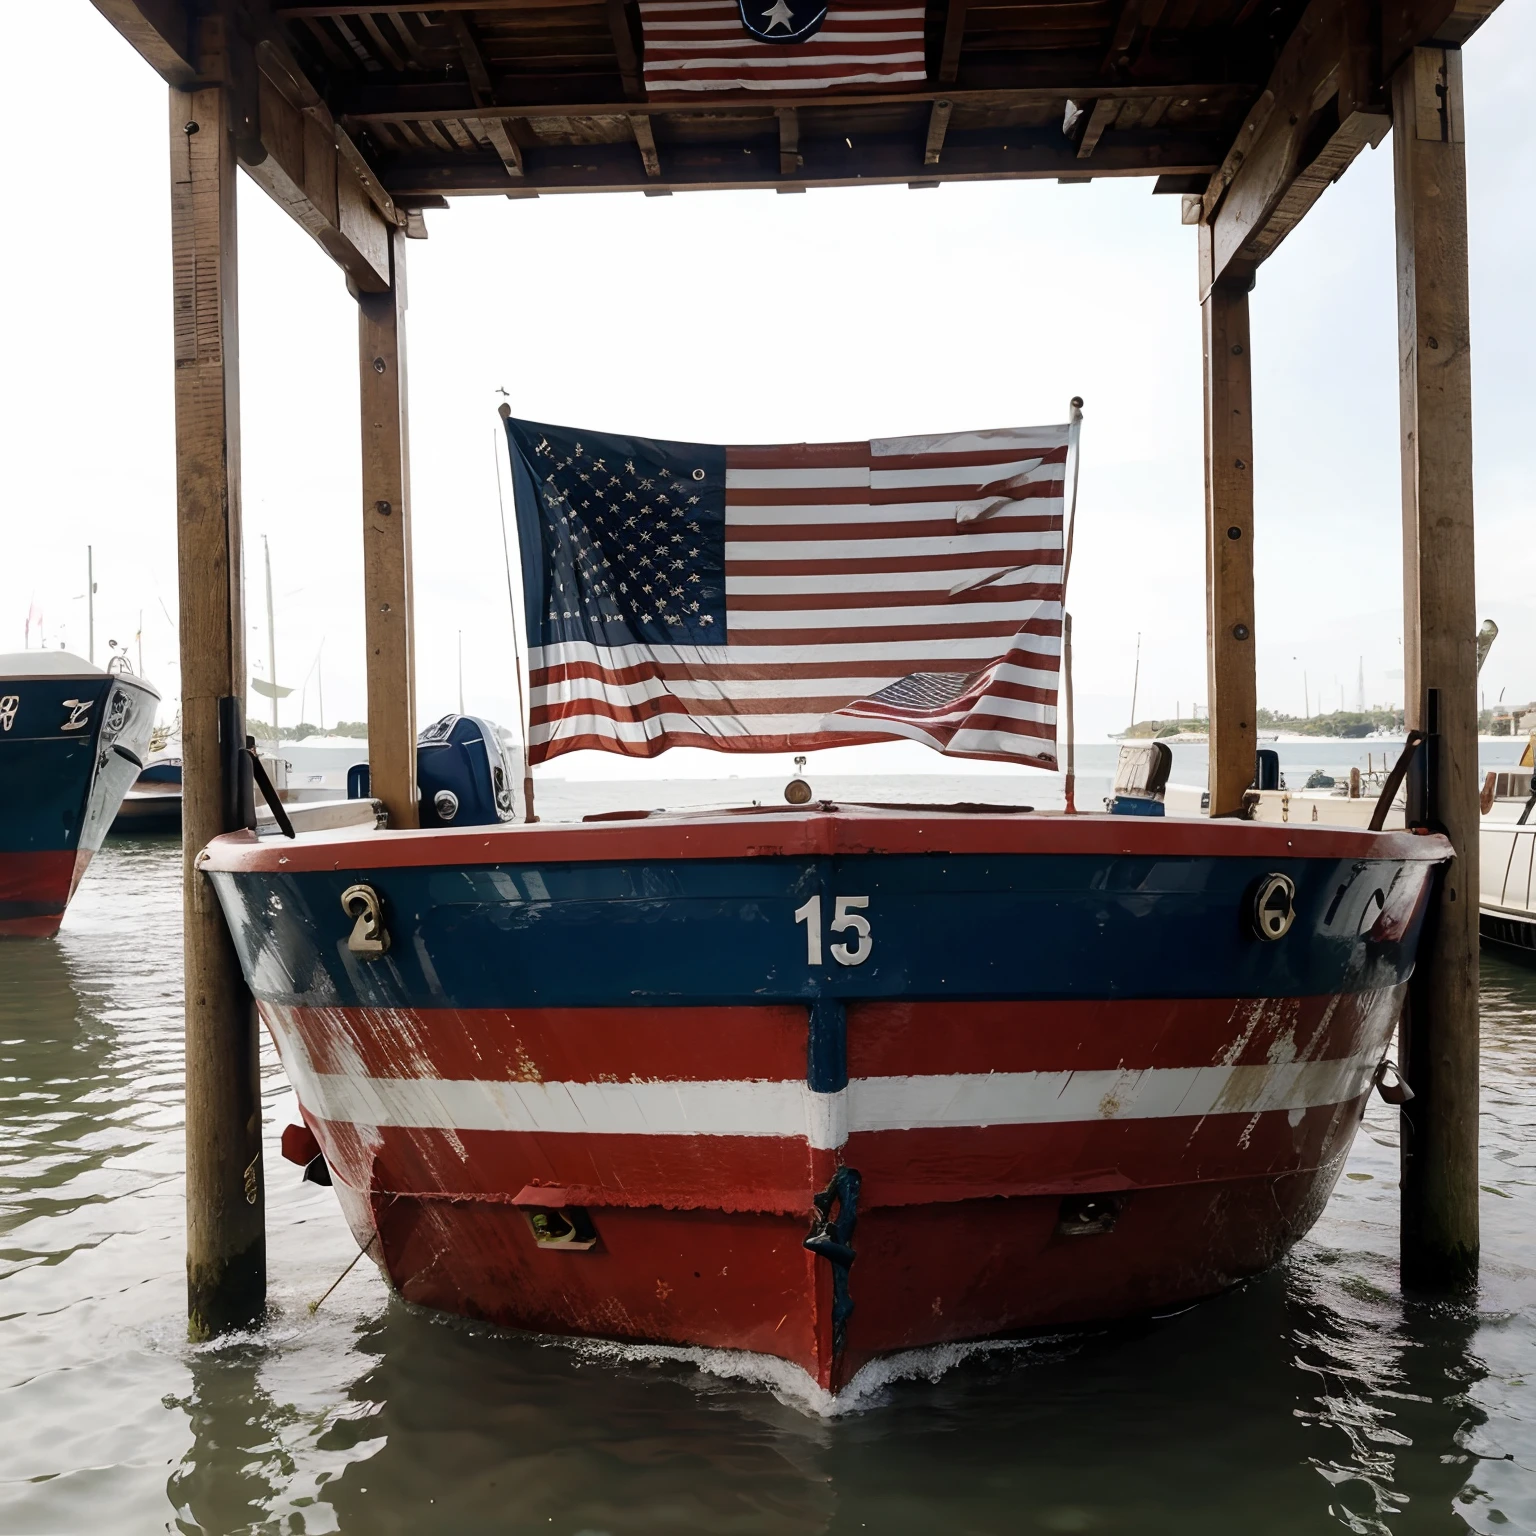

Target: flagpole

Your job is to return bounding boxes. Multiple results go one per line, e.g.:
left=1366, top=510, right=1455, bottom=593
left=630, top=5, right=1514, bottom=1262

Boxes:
left=1063, top=612, right=1077, bottom=813
left=1061, top=397, right=1084, bottom=589
left=1061, top=397, right=1083, bottom=814
left=494, top=408, right=537, bottom=823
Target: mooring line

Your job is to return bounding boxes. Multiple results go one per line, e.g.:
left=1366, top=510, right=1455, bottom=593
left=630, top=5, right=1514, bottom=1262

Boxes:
left=309, top=1233, right=379, bottom=1315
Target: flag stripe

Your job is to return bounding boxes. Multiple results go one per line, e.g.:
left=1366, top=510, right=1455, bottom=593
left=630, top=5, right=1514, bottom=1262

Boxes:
left=725, top=504, right=1059, bottom=528
left=727, top=579, right=1063, bottom=606
left=726, top=565, right=1061, bottom=592
left=531, top=637, right=1061, bottom=669
left=530, top=677, right=1060, bottom=721
left=725, top=535, right=1061, bottom=561
left=723, top=520, right=1061, bottom=545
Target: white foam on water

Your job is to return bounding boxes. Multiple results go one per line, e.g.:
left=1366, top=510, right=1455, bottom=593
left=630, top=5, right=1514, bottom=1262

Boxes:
left=555, top=1333, right=1070, bottom=1418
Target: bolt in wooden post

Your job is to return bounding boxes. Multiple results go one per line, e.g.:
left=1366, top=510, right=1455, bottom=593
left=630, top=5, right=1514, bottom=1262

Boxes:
left=171, top=65, right=266, bottom=1337
left=1200, top=232, right=1257, bottom=817
left=357, top=226, right=419, bottom=828
left=1394, top=45, right=1479, bottom=1288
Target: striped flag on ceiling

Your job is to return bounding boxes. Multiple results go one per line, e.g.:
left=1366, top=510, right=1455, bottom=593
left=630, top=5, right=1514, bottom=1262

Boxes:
left=638, top=0, right=928, bottom=94
left=504, top=414, right=1078, bottom=768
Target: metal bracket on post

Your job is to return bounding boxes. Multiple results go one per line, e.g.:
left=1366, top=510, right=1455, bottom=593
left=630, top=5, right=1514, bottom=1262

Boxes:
left=1406, top=688, right=1441, bottom=832
left=218, top=695, right=255, bottom=832
left=246, top=736, right=297, bottom=839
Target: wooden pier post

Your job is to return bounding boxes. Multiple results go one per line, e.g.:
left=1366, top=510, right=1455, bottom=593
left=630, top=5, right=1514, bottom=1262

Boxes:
left=1393, top=45, right=1479, bottom=1287
left=1200, top=237, right=1257, bottom=817
left=170, top=55, right=266, bottom=1336
left=356, top=226, right=419, bottom=828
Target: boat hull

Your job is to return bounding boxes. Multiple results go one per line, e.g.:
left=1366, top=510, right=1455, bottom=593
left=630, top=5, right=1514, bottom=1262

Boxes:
left=1481, top=813, right=1536, bottom=963
left=110, top=786, right=183, bottom=836
left=1, top=670, right=159, bottom=936
left=110, top=758, right=183, bottom=836
left=205, top=811, right=1447, bottom=1391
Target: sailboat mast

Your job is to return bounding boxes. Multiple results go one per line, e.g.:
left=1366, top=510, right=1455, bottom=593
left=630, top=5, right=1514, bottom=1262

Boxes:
left=87, top=546, right=95, bottom=666
left=1128, top=632, right=1141, bottom=734
left=458, top=629, right=464, bottom=715
left=317, top=640, right=325, bottom=733
left=264, top=535, right=278, bottom=742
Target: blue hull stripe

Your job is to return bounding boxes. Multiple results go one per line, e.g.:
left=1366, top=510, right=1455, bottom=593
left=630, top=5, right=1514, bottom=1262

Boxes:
left=212, top=851, right=1434, bottom=1010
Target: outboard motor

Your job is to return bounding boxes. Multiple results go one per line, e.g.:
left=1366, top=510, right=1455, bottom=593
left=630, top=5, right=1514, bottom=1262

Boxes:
left=415, top=714, right=517, bottom=827
left=1107, top=741, right=1173, bottom=816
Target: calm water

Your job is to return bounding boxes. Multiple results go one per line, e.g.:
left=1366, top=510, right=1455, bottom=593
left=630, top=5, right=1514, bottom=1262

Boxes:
left=3, top=769, right=1536, bottom=1534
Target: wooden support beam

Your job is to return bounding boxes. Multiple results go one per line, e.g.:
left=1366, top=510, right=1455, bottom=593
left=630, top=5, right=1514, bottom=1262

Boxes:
left=445, top=15, right=529, bottom=180
left=91, top=0, right=194, bottom=85
left=1199, top=249, right=1256, bottom=818
left=448, top=11, right=496, bottom=100
left=1104, top=0, right=1143, bottom=68
left=477, top=116, right=530, bottom=179
left=607, top=0, right=645, bottom=99
left=170, top=68, right=266, bottom=1338
left=630, top=113, right=661, bottom=177
left=1103, top=0, right=1169, bottom=70
left=348, top=82, right=1251, bottom=129
left=1393, top=45, right=1478, bottom=1288
left=91, top=3, right=399, bottom=283
left=1199, top=0, right=1388, bottom=292
left=924, top=99, right=954, bottom=165
left=245, top=68, right=394, bottom=289
left=938, top=0, right=969, bottom=83
left=1076, top=97, right=1118, bottom=158
left=357, top=228, right=420, bottom=829
left=777, top=106, right=802, bottom=178
left=383, top=128, right=1223, bottom=196
left=1384, top=0, right=1502, bottom=68
left=335, top=124, right=402, bottom=225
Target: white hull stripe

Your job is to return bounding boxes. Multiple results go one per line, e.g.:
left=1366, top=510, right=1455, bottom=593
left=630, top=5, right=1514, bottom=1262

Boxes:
left=289, top=1055, right=1383, bottom=1152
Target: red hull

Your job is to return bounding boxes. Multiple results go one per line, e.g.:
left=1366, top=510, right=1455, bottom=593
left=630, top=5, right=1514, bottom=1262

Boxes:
left=0, top=849, right=90, bottom=938
left=216, top=805, right=1445, bottom=1396
left=271, top=989, right=1395, bottom=1393
left=327, top=1154, right=1352, bottom=1393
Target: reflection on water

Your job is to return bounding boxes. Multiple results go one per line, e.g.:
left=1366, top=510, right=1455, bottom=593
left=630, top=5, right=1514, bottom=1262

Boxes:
left=0, top=822, right=1534, bottom=1533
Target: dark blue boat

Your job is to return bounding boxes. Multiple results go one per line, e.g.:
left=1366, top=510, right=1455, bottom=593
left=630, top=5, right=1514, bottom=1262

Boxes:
left=1, top=652, right=160, bottom=936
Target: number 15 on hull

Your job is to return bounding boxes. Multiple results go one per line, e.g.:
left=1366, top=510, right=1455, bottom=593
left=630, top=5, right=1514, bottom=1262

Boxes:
left=794, top=893, right=872, bottom=967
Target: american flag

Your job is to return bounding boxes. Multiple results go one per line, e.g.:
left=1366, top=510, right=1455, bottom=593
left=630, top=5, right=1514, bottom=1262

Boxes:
left=504, top=416, right=1077, bottom=768
left=638, top=0, right=927, bottom=94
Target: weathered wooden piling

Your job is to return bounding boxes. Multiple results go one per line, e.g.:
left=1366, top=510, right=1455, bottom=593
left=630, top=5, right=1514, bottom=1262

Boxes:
left=170, top=42, right=266, bottom=1337
left=357, top=227, right=420, bottom=829
left=1393, top=45, right=1480, bottom=1287
left=1200, top=247, right=1257, bottom=819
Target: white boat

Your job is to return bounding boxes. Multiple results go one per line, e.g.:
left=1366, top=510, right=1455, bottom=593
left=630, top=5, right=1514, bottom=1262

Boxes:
left=1480, top=738, right=1536, bottom=961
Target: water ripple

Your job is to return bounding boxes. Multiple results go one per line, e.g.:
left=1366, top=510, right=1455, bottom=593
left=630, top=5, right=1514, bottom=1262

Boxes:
left=0, top=816, right=1533, bottom=1533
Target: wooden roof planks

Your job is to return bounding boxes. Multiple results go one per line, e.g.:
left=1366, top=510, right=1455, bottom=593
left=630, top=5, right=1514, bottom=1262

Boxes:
left=92, top=0, right=1499, bottom=213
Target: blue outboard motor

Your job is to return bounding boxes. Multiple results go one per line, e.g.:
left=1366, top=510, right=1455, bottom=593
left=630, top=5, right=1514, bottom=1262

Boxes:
left=415, top=714, right=517, bottom=827
left=345, top=715, right=518, bottom=827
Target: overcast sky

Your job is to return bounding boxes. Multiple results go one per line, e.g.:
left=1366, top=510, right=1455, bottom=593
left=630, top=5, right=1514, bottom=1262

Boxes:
left=2, top=1, right=1531, bottom=767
